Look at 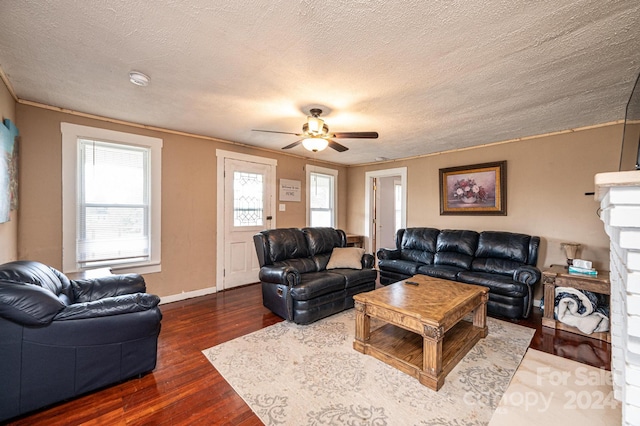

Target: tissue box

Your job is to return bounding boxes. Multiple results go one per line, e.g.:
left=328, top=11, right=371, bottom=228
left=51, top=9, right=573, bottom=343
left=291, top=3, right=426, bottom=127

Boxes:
left=572, top=259, right=593, bottom=269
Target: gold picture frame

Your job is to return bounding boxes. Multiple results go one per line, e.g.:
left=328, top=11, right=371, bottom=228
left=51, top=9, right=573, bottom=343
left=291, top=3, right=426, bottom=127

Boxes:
left=439, top=161, right=507, bottom=215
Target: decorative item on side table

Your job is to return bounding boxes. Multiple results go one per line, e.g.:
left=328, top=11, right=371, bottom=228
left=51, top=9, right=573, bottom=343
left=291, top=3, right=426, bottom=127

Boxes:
left=439, top=161, right=506, bottom=215
left=560, top=242, right=581, bottom=266
left=568, top=258, right=598, bottom=275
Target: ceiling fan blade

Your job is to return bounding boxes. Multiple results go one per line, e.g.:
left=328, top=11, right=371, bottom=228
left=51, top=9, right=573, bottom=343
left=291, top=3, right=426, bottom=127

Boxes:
left=252, top=129, right=300, bottom=136
left=327, top=139, right=349, bottom=152
left=331, top=131, right=379, bottom=139
left=282, top=139, right=303, bottom=150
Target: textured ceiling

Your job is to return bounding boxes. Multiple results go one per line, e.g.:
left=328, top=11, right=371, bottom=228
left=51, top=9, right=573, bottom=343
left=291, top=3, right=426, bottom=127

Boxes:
left=1, top=1, right=639, bottom=165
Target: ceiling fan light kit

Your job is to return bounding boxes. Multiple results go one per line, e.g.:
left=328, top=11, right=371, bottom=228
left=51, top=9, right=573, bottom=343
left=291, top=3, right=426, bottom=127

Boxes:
left=252, top=107, right=378, bottom=153
left=302, top=138, right=329, bottom=152
left=306, top=114, right=326, bottom=136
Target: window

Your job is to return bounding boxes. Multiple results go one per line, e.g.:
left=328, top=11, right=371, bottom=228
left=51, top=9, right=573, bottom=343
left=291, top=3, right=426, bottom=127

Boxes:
left=62, top=123, right=162, bottom=274
left=395, top=181, right=402, bottom=232
left=233, top=171, right=264, bottom=227
left=306, top=165, right=338, bottom=227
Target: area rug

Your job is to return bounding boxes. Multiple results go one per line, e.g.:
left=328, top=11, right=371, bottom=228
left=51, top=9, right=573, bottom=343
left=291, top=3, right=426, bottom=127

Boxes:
left=489, top=348, right=621, bottom=425
left=203, top=309, right=534, bottom=425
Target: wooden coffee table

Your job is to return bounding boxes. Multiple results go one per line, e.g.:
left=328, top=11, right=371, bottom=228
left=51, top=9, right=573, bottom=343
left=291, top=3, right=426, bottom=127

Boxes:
left=353, top=274, right=489, bottom=390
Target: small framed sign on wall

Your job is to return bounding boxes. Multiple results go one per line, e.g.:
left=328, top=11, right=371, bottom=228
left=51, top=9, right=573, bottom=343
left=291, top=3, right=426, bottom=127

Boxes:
left=439, top=161, right=507, bottom=215
left=279, top=179, right=301, bottom=202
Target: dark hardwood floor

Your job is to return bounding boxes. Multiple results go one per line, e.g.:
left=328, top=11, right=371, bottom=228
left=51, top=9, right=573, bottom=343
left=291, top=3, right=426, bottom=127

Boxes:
left=7, top=283, right=611, bottom=425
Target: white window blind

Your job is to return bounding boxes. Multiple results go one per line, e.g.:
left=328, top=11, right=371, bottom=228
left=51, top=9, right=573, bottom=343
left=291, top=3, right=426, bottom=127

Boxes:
left=77, top=139, right=150, bottom=267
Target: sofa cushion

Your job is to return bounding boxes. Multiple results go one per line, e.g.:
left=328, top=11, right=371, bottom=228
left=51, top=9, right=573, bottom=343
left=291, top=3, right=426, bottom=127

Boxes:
left=328, top=268, right=377, bottom=289
left=303, top=227, right=344, bottom=256
left=313, top=251, right=372, bottom=271
left=470, top=257, right=524, bottom=276
left=53, top=293, right=161, bottom=321
left=475, top=231, right=531, bottom=263
left=265, top=228, right=310, bottom=262
left=399, top=228, right=439, bottom=264
left=377, top=259, right=421, bottom=276
left=416, top=265, right=463, bottom=281
left=457, top=271, right=529, bottom=297
left=436, top=230, right=479, bottom=256
left=274, top=257, right=318, bottom=274
left=434, top=251, right=473, bottom=269
left=311, top=252, right=332, bottom=271
left=0, top=260, right=73, bottom=302
left=72, top=274, right=146, bottom=303
left=0, top=279, right=66, bottom=326
left=401, top=249, right=434, bottom=265
left=326, top=247, right=365, bottom=270
left=289, top=272, right=346, bottom=301
left=431, top=230, right=478, bottom=270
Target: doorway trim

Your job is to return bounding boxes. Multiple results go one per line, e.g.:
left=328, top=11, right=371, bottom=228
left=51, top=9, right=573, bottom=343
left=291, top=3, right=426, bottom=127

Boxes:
left=364, top=167, right=407, bottom=253
left=216, top=149, right=277, bottom=292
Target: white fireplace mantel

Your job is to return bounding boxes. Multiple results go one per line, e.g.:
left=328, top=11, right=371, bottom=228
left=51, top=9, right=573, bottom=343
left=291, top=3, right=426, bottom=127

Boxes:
left=595, top=170, right=640, bottom=426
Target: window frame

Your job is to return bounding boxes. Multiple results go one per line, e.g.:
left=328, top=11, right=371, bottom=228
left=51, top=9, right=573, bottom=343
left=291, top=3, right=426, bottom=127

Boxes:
left=62, top=123, right=162, bottom=275
left=394, top=179, right=403, bottom=233
left=306, top=165, right=338, bottom=227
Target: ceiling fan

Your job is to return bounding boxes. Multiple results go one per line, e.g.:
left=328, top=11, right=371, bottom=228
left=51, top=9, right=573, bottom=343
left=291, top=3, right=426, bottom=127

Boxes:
left=252, top=108, right=378, bottom=152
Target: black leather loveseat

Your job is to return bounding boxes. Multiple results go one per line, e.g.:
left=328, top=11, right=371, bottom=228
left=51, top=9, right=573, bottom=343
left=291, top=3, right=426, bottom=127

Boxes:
left=0, top=261, right=162, bottom=422
left=254, top=227, right=377, bottom=324
left=377, top=228, right=541, bottom=319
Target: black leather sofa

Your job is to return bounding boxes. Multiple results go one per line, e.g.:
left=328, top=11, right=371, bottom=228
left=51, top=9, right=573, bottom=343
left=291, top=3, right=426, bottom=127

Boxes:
left=0, top=261, right=162, bottom=422
left=253, top=227, right=377, bottom=324
left=377, top=228, right=541, bottom=319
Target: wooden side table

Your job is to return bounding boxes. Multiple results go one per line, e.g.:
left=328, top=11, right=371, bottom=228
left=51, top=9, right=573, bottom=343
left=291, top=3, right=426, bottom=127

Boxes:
left=542, top=264, right=611, bottom=343
left=346, top=234, right=364, bottom=248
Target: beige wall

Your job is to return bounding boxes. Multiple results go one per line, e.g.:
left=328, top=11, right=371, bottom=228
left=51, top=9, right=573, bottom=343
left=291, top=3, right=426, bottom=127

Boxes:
left=16, top=103, right=347, bottom=297
left=346, top=124, right=622, bottom=299
left=14, top=100, right=623, bottom=301
left=0, top=79, right=17, bottom=263
left=620, top=122, right=640, bottom=171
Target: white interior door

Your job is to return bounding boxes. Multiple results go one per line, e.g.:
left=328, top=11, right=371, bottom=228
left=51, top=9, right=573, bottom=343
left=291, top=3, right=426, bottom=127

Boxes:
left=223, top=158, right=274, bottom=289
left=365, top=167, right=407, bottom=254
left=375, top=176, right=398, bottom=250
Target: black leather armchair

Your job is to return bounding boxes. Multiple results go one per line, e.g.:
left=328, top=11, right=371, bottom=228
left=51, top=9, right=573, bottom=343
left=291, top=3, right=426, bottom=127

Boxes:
left=0, top=261, right=162, bottom=422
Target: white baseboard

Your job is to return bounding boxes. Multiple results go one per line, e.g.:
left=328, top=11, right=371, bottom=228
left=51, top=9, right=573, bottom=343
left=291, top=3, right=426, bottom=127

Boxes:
left=160, top=286, right=217, bottom=305
left=533, top=298, right=542, bottom=308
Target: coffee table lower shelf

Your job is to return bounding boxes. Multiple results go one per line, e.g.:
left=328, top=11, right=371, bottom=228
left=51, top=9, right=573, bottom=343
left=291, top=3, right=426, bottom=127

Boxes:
left=355, top=319, right=483, bottom=390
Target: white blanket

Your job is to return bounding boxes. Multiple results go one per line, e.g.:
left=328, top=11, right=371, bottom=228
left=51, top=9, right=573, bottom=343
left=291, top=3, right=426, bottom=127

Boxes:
left=554, top=286, right=609, bottom=334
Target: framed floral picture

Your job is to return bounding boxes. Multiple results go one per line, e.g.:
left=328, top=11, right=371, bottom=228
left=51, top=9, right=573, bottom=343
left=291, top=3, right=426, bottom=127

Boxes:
left=439, top=161, right=507, bottom=215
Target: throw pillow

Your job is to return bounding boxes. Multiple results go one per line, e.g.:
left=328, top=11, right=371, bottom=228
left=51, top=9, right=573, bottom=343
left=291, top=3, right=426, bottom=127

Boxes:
left=326, top=247, right=365, bottom=270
